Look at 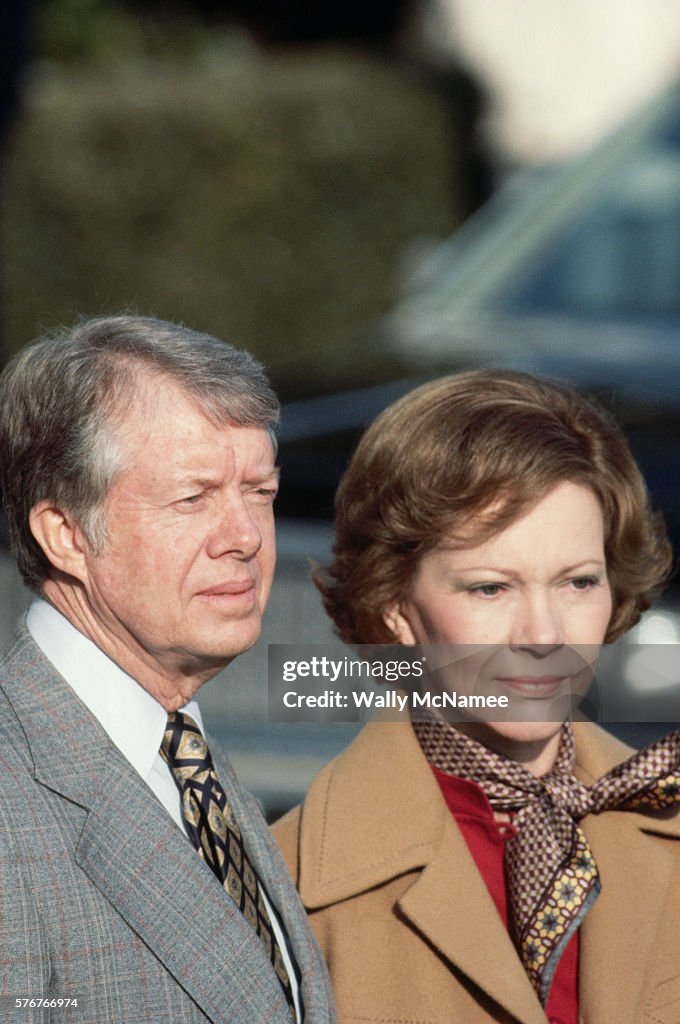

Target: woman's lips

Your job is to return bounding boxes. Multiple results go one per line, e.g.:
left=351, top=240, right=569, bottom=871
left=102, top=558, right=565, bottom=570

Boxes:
left=494, top=675, right=567, bottom=698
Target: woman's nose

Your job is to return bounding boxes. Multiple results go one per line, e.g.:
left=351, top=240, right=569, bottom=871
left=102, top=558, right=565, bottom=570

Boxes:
left=509, top=590, right=563, bottom=654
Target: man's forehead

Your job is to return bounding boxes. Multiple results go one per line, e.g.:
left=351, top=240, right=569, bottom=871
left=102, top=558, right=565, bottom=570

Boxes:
left=115, top=376, right=274, bottom=450
left=102, top=393, right=275, bottom=506
left=128, top=421, right=274, bottom=468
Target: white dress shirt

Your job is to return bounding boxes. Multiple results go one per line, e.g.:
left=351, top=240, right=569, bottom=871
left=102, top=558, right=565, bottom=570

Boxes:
left=26, top=597, right=301, bottom=1018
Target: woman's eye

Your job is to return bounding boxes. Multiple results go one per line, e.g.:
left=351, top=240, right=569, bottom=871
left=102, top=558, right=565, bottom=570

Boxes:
left=469, top=583, right=505, bottom=597
left=570, top=576, right=598, bottom=590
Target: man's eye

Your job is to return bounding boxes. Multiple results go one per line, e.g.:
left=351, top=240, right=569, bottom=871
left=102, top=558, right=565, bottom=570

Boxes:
left=179, top=494, right=202, bottom=506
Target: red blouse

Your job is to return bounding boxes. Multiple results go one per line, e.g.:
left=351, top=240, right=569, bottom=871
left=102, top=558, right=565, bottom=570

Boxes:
left=432, top=766, right=578, bottom=1024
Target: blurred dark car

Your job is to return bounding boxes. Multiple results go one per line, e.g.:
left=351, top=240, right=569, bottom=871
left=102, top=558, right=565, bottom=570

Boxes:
left=276, top=81, right=680, bottom=549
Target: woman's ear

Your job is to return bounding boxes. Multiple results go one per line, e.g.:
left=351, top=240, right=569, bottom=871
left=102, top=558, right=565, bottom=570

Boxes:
left=383, top=604, right=417, bottom=645
left=29, top=501, right=90, bottom=583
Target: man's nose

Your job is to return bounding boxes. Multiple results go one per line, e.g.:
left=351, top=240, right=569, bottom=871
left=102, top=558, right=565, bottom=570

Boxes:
left=509, top=590, right=563, bottom=654
left=206, top=495, right=262, bottom=559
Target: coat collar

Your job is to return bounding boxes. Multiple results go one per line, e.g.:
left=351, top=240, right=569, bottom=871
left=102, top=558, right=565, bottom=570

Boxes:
left=297, top=715, right=680, bottom=904
left=297, top=715, right=547, bottom=1022
left=297, top=712, right=680, bottom=1024
left=297, top=716, right=448, bottom=906
left=1, top=628, right=313, bottom=1024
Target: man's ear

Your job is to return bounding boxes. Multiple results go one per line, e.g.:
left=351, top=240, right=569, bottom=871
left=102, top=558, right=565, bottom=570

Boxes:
left=29, top=501, right=90, bottom=582
left=383, top=604, right=417, bottom=645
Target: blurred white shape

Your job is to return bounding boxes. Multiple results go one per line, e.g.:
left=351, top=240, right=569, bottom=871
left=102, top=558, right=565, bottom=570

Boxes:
left=623, top=647, right=680, bottom=694
left=429, top=0, right=680, bottom=162
left=630, top=610, right=680, bottom=645
left=621, top=609, right=680, bottom=694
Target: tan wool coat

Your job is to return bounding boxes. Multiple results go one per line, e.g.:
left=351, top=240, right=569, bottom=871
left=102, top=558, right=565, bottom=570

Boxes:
left=273, top=718, right=680, bottom=1024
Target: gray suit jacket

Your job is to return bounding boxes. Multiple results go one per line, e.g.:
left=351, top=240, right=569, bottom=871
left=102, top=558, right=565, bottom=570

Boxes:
left=0, top=627, right=336, bottom=1024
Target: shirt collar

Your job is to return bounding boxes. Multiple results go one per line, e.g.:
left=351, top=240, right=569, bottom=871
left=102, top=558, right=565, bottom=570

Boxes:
left=26, top=596, right=204, bottom=784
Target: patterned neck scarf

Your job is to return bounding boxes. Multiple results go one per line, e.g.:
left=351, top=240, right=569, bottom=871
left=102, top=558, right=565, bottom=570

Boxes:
left=412, top=717, right=680, bottom=1006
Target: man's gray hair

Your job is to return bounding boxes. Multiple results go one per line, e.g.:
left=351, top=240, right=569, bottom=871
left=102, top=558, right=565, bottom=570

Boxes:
left=0, top=315, right=280, bottom=590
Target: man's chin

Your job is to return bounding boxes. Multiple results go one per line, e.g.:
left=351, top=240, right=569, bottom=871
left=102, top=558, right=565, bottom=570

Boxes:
left=195, top=622, right=263, bottom=668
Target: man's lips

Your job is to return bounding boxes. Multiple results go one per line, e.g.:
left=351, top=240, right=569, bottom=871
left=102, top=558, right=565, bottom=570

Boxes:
left=196, top=580, right=256, bottom=598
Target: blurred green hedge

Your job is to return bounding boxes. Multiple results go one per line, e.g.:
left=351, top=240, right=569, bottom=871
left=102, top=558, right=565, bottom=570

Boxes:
left=1, top=47, right=461, bottom=393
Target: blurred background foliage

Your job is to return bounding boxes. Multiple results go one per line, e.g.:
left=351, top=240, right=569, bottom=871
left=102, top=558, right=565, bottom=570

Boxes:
left=0, top=0, right=485, bottom=397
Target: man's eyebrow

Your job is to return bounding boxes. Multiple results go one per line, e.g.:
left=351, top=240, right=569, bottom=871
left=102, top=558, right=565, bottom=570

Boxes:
left=250, top=467, right=281, bottom=483
left=170, top=467, right=280, bottom=490
left=173, top=474, right=220, bottom=489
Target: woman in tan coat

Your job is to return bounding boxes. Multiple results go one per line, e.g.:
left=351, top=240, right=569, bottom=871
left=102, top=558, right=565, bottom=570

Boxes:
left=274, top=370, right=680, bottom=1024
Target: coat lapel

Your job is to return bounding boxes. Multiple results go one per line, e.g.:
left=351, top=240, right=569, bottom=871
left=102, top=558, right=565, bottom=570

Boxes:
left=578, top=809, right=679, bottom=1023
left=297, top=717, right=546, bottom=1024
left=1, top=630, right=296, bottom=1024
left=397, top=815, right=548, bottom=1024
left=574, top=723, right=680, bottom=1024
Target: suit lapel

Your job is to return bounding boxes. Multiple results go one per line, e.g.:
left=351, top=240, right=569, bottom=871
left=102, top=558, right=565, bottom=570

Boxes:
left=1, top=631, right=296, bottom=1024
left=211, top=743, right=336, bottom=1023
left=76, top=746, right=293, bottom=1023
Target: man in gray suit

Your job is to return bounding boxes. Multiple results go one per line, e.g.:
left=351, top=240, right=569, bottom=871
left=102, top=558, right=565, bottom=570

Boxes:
left=0, top=316, right=336, bottom=1023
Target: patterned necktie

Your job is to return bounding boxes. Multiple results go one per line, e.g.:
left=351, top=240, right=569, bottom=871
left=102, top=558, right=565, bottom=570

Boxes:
left=160, top=711, right=298, bottom=1020
left=413, top=717, right=680, bottom=1006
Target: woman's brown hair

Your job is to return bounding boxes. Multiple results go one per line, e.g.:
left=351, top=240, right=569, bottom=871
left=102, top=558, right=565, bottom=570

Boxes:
left=315, top=370, right=672, bottom=644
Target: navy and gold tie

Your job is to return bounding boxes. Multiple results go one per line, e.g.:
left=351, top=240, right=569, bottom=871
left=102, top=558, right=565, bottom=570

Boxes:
left=161, top=711, right=297, bottom=1020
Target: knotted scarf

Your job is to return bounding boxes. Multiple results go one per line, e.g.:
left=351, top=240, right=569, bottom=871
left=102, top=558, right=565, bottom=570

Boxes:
left=412, top=718, right=680, bottom=1005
